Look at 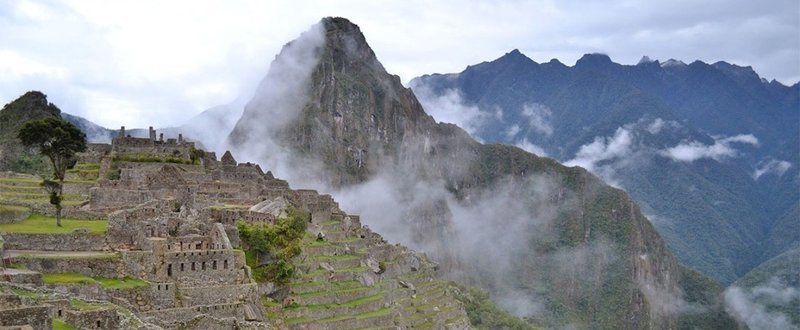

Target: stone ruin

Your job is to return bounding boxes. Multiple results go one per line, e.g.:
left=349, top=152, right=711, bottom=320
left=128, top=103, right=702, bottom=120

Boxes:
left=0, top=127, right=472, bottom=329
left=112, top=126, right=196, bottom=160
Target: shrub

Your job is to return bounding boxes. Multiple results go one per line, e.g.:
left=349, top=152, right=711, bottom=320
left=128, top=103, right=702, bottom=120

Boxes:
left=238, top=207, right=309, bottom=283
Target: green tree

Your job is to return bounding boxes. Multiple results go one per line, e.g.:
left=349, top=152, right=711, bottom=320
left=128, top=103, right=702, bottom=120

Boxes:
left=17, top=117, right=86, bottom=226
left=189, top=147, right=206, bottom=165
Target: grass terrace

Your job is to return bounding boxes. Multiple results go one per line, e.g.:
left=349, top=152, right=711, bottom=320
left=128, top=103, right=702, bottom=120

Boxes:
left=0, top=204, right=29, bottom=217
left=113, top=153, right=193, bottom=164
left=52, top=319, right=80, bottom=330
left=208, top=204, right=251, bottom=211
left=65, top=163, right=100, bottom=182
left=0, top=213, right=107, bottom=235
left=44, top=273, right=149, bottom=289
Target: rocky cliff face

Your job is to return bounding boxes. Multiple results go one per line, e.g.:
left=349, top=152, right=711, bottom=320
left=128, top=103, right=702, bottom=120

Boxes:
left=229, top=17, right=735, bottom=328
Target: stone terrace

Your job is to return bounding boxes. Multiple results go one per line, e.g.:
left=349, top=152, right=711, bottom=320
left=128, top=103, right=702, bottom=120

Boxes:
left=1, top=128, right=472, bottom=329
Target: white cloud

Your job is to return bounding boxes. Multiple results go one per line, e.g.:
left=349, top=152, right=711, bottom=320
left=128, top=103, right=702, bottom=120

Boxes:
left=411, top=86, right=490, bottom=137
left=505, top=124, right=521, bottom=140
left=753, top=159, right=792, bottom=179
left=0, top=50, right=66, bottom=79
left=660, top=134, right=758, bottom=162
left=515, top=138, right=548, bottom=157
left=725, top=279, right=800, bottom=330
left=520, top=103, right=553, bottom=137
left=564, top=126, right=637, bottom=187
left=566, top=127, right=634, bottom=171
left=645, top=118, right=679, bottom=134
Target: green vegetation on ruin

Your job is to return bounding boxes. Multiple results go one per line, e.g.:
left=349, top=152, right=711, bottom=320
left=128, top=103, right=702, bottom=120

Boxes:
left=0, top=213, right=107, bottom=235
left=208, top=204, right=250, bottom=211
left=96, top=277, right=150, bottom=289
left=113, top=153, right=193, bottom=164
left=0, top=177, right=87, bottom=206
left=44, top=273, right=148, bottom=289
left=52, top=319, right=80, bottom=330
left=66, top=163, right=100, bottom=182
left=17, top=252, right=120, bottom=260
left=238, top=207, right=308, bottom=283
left=10, top=287, right=40, bottom=298
left=70, top=298, right=115, bottom=311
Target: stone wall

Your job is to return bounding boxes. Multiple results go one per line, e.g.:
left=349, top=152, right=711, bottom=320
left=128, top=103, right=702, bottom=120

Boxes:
left=180, top=283, right=259, bottom=307
left=107, top=285, right=176, bottom=312
left=90, top=187, right=154, bottom=209
left=77, top=144, right=112, bottom=164
left=0, top=305, right=51, bottom=329
left=140, top=303, right=245, bottom=325
left=45, top=283, right=107, bottom=301
left=64, top=308, right=120, bottom=329
left=0, top=206, right=30, bottom=224
left=16, top=255, right=122, bottom=278
left=0, top=294, right=21, bottom=309
left=2, top=232, right=105, bottom=251
left=41, top=299, right=70, bottom=319
left=121, top=251, right=160, bottom=282
left=209, top=209, right=274, bottom=226
left=164, top=250, right=243, bottom=286
left=4, top=270, right=43, bottom=285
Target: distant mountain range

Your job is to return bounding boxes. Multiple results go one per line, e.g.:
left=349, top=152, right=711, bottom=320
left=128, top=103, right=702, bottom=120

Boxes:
left=409, top=50, right=799, bottom=285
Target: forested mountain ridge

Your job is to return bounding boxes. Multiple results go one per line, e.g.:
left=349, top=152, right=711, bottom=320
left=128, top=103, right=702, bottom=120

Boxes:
left=410, top=50, right=799, bottom=285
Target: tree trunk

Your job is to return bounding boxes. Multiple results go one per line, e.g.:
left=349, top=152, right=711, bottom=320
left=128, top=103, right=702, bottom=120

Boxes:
left=56, top=204, right=63, bottom=227
left=56, top=179, right=63, bottom=227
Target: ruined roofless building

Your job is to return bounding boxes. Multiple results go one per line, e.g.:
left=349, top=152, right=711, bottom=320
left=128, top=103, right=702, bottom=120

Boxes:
left=112, top=126, right=195, bottom=160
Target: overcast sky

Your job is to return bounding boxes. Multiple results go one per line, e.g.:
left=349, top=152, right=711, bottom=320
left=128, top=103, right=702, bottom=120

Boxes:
left=1, top=0, right=798, bottom=128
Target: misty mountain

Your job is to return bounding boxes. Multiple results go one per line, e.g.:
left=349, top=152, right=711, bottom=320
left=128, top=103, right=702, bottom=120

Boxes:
left=61, top=112, right=117, bottom=143
left=410, top=50, right=800, bottom=286
left=227, top=17, right=736, bottom=329
left=0, top=91, right=62, bottom=176
left=727, top=247, right=800, bottom=328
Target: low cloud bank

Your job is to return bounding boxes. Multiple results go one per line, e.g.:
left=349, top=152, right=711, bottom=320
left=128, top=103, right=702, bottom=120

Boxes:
left=724, top=278, right=800, bottom=330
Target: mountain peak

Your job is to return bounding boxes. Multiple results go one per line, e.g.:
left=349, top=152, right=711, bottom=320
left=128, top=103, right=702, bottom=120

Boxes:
left=637, top=55, right=659, bottom=65
left=318, top=16, right=387, bottom=76
left=495, top=48, right=536, bottom=66
left=1, top=90, right=61, bottom=119
left=575, top=53, right=613, bottom=69
left=661, top=58, right=687, bottom=68
left=503, top=49, right=525, bottom=59
left=712, top=61, right=761, bottom=83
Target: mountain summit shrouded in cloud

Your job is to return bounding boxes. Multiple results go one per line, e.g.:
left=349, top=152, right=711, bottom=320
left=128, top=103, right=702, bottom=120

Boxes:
left=223, top=17, right=739, bottom=328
